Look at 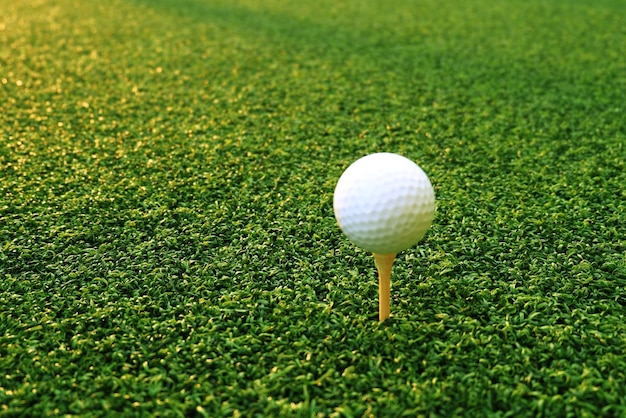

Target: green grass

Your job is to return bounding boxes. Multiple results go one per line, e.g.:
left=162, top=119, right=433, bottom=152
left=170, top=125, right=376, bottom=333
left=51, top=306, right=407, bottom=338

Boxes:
left=1, top=0, right=625, bottom=416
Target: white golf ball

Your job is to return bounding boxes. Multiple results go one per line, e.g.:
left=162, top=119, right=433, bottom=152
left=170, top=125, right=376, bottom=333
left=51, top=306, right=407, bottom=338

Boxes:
left=333, top=153, right=435, bottom=254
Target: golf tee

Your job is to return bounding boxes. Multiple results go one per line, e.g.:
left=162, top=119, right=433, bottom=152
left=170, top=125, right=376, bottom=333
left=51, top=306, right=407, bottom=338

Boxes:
left=373, top=253, right=396, bottom=322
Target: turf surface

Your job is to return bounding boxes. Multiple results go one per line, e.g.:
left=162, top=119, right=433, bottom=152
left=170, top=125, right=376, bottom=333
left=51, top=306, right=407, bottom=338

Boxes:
left=1, top=0, right=625, bottom=416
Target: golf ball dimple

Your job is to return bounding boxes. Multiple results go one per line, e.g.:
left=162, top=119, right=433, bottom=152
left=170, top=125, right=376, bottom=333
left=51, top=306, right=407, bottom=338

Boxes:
left=333, top=153, right=435, bottom=254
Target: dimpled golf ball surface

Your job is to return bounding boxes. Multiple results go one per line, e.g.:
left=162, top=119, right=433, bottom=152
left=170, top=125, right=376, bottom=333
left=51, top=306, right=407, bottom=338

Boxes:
left=333, top=153, right=435, bottom=255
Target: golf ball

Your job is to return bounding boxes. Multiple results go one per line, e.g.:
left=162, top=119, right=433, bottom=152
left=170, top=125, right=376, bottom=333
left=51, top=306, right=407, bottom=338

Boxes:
left=333, top=153, right=435, bottom=254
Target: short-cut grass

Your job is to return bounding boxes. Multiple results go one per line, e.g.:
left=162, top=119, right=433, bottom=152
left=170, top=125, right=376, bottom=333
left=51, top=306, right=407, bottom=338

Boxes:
left=1, top=0, right=625, bottom=416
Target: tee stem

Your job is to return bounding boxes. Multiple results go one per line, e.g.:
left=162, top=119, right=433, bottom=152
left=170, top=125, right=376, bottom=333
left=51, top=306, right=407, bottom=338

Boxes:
left=373, top=253, right=396, bottom=322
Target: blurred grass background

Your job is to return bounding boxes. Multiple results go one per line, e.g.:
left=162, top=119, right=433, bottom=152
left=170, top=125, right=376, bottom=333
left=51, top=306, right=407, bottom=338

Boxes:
left=1, top=0, right=625, bottom=416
